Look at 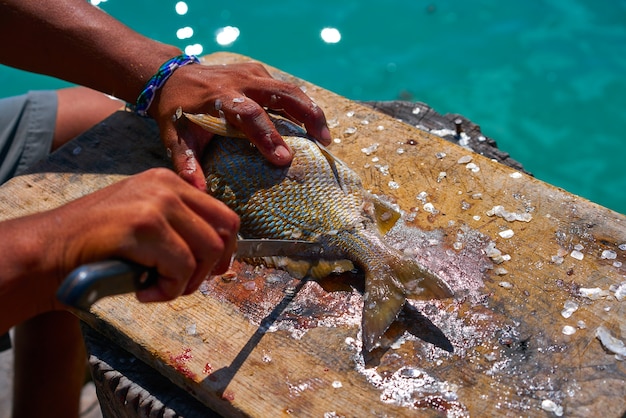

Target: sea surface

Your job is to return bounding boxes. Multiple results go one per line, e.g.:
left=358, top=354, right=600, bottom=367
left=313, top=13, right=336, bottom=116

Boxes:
left=1, top=0, right=625, bottom=214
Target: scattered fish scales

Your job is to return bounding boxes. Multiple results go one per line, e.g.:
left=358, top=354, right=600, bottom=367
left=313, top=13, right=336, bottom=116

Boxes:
left=457, top=155, right=473, bottom=164
left=484, top=242, right=508, bottom=264
left=344, top=126, right=357, bottom=136
left=458, top=132, right=471, bottom=148
left=601, top=249, right=617, bottom=260
left=609, top=281, right=626, bottom=301
left=185, top=323, right=197, bottom=335
left=375, top=164, right=390, bottom=176
left=361, top=142, right=379, bottom=155
left=431, top=128, right=458, bottom=138
left=192, top=114, right=452, bottom=351
left=551, top=255, right=564, bottom=265
left=541, top=399, right=564, bottom=416
left=595, top=326, right=626, bottom=360
left=486, top=205, right=533, bottom=222
left=578, top=287, right=611, bottom=300
left=562, top=325, right=576, bottom=335
left=561, top=300, right=579, bottom=318
left=327, top=118, right=340, bottom=129
left=423, top=203, right=438, bottom=214
left=570, top=250, right=584, bottom=261
left=416, top=191, right=428, bottom=203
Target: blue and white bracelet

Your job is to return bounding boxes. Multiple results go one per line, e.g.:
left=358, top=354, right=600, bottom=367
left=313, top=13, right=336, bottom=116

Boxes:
left=134, top=54, right=200, bottom=117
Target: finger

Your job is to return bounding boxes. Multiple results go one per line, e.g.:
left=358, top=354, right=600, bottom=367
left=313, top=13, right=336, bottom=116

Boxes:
left=160, top=120, right=211, bottom=191
left=247, top=82, right=331, bottom=145
left=221, top=97, right=294, bottom=165
left=113, top=172, right=213, bottom=301
left=175, top=189, right=240, bottom=293
left=133, top=203, right=222, bottom=302
left=133, top=234, right=195, bottom=302
left=183, top=194, right=240, bottom=273
left=136, top=275, right=183, bottom=303
left=206, top=228, right=237, bottom=277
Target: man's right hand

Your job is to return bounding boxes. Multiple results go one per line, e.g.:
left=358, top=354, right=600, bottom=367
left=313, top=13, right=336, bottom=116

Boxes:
left=48, top=168, right=240, bottom=304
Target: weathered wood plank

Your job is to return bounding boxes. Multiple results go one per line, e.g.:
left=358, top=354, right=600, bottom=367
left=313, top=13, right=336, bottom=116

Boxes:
left=0, top=52, right=624, bottom=417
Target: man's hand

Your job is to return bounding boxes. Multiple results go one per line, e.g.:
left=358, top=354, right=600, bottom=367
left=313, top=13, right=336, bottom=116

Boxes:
left=150, top=62, right=331, bottom=190
left=0, top=169, right=241, bottom=332
left=50, top=168, right=240, bottom=303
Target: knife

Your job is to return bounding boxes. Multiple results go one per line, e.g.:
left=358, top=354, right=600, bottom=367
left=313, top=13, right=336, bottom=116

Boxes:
left=56, top=239, right=323, bottom=310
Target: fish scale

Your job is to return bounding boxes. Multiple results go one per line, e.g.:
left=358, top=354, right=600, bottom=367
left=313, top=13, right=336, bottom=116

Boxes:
left=195, top=114, right=453, bottom=351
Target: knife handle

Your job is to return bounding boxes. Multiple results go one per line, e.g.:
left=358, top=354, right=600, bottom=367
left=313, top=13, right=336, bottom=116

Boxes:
left=56, top=260, right=158, bottom=311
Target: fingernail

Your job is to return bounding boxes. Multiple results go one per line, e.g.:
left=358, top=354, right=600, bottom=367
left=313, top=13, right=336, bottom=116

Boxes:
left=274, top=144, right=292, bottom=161
left=320, top=126, right=332, bottom=144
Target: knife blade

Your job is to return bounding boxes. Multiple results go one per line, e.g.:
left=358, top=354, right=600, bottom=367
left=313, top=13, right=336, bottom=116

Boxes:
left=56, top=239, right=323, bottom=310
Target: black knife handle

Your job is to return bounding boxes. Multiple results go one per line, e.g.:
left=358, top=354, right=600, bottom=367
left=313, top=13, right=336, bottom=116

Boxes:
left=56, top=260, right=158, bottom=311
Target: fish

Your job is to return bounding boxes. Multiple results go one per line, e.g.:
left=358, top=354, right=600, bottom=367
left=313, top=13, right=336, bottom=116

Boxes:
left=187, top=112, right=453, bottom=351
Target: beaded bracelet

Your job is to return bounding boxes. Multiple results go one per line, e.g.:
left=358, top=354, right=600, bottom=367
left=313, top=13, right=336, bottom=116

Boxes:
left=134, top=54, right=200, bottom=117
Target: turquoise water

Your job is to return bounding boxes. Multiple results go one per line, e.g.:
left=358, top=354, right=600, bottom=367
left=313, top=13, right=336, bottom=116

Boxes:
left=1, top=0, right=625, bottom=214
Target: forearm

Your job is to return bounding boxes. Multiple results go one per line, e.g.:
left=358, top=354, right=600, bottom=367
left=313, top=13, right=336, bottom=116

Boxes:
left=0, top=0, right=181, bottom=102
left=0, top=213, right=62, bottom=334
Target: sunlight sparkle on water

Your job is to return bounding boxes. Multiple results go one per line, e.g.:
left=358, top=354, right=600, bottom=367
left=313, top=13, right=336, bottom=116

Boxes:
left=184, top=43, right=203, bottom=56
left=216, top=26, right=240, bottom=46
left=176, top=26, right=193, bottom=40
left=320, top=27, right=341, bottom=44
left=175, top=1, right=188, bottom=15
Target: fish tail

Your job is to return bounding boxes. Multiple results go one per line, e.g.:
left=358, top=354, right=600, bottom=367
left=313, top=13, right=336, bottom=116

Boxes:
left=362, top=265, right=407, bottom=351
left=394, top=255, right=454, bottom=301
left=362, top=251, right=453, bottom=351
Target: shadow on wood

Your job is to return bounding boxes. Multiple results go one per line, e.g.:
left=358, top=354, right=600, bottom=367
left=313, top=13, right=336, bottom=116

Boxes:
left=207, top=277, right=309, bottom=397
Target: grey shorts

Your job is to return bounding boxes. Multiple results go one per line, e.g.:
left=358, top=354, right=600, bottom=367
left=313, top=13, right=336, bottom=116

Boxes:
left=0, top=90, right=57, bottom=350
left=0, top=90, right=57, bottom=185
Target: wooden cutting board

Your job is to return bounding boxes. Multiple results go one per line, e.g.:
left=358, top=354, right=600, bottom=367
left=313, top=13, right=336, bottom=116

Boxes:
left=0, top=52, right=624, bottom=417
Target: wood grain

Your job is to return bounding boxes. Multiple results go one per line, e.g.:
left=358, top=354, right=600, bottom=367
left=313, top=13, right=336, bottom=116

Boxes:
left=0, top=52, right=624, bottom=417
